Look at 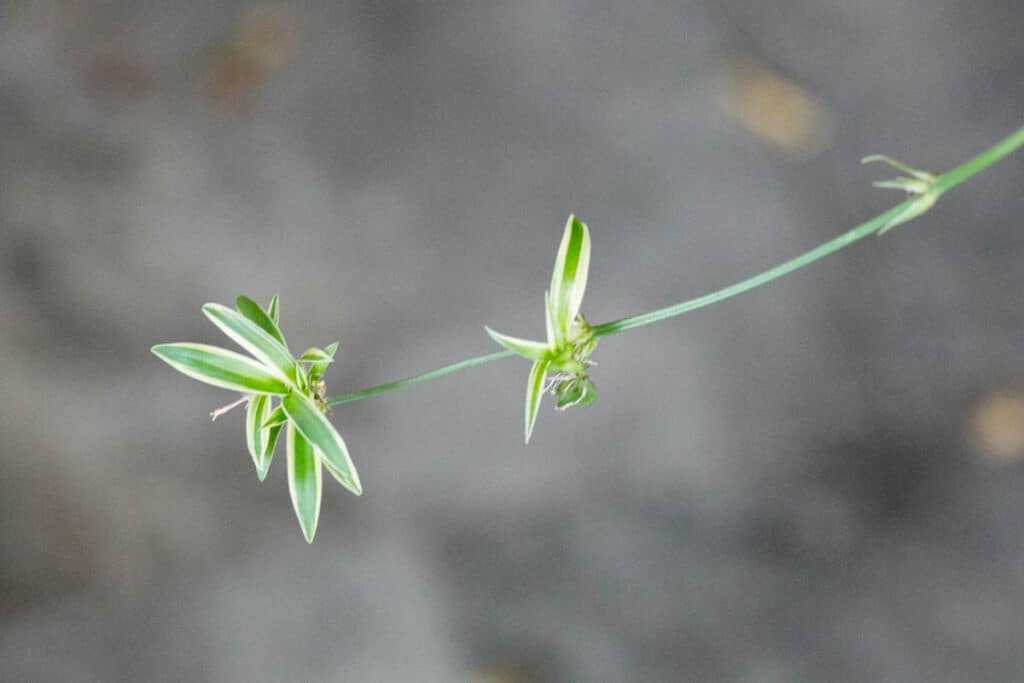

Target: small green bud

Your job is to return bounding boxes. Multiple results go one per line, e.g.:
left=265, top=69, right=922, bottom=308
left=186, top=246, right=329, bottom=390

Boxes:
left=862, top=154, right=941, bottom=234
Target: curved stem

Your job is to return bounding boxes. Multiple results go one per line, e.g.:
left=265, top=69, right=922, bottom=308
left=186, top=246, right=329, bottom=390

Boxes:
left=328, top=125, right=1024, bottom=408
left=590, top=202, right=907, bottom=337
left=328, top=350, right=513, bottom=406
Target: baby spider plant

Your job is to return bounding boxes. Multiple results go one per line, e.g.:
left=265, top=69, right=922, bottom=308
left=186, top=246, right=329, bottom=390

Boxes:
left=152, top=296, right=359, bottom=542
left=486, top=215, right=598, bottom=442
left=861, top=155, right=941, bottom=234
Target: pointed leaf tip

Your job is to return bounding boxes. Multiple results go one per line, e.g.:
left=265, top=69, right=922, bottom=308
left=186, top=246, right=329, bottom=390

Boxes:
left=268, top=295, right=280, bottom=324
left=262, top=404, right=288, bottom=429
left=485, top=327, right=552, bottom=361
left=257, top=425, right=283, bottom=481
left=236, top=296, right=288, bottom=347
left=246, top=394, right=281, bottom=480
left=287, top=422, right=322, bottom=542
left=549, top=215, right=592, bottom=340
left=524, top=359, right=550, bottom=443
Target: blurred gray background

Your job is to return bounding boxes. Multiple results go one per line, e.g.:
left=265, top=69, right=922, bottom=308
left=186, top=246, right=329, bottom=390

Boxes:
left=1, top=1, right=1023, bottom=681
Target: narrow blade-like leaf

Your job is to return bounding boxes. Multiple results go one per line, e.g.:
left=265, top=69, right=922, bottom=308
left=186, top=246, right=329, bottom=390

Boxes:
left=247, top=394, right=268, bottom=472
left=262, top=404, right=288, bottom=429
left=549, top=215, right=591, bottom=338
left=485, top=327, right=552, bottom=361
left=261, top=424, right=283, bottom=480
left=152, top=343, right=290, bottom=394
left=544, top=291, right=562, bottom=348
left=323, top=341, right=339, bottom=358
left=861, top=155, right=936, bottom=181
left=281, top=392, right=362, bottom=496
left=246, top=394, right=280, bottom=480
left=236, top=296, right=288, bottom=347
left=287, top=422, right=322, bottom=543
left=525, top=359, right=550, bottom=444
left=267, top=295, right=280, bottom=324
left=203, top=303, right=298, bottom=385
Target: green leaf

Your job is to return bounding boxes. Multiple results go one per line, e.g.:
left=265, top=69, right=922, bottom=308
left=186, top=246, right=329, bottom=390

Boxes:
left=267, top=295, right=280, bottom=324
left=299, top=347, right=333, bottom=363
left=152, top=343, right=290, bottom=394
left=575, top=377, right=597, bottom=407
left=548, top=215, right=591, bottom=341
left=544, top=291, right=563, bottom=349
left=555, top=378, right=584, bottom=409
left=525, top=359, right=550, bottom=443
left=246, top=394, right=280, bottom=481
left=308, top=342, right=339, bottom=381
left=203, top=303, right=298, bottom=385
left=294, top=362, right=309, bottom=389
left=281, top=391, right=362, bottom=496
left=485, top=327, right=552, bottom=361
left=246, top=394, right=268, bottom=471
left=556, top=376, right=596, bottom=409
left=262, top=424, right=283, bottom=479
left=287, top=422, right=322, bottom=543
left=236, top=296, right=288, bottom=347
left=261, top=404, right=288, bottom=429
left=321, top=454, right=352, bottom=489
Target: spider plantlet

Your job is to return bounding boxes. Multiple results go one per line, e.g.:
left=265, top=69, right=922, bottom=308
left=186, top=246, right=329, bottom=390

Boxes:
left=152, top=295, right=358, bottom=543
left=486, top=215, right=597, bottom=442
left=862, top=154, right=942, bottom=234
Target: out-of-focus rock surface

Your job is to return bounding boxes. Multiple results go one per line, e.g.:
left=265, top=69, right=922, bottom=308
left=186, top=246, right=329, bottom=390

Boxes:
left=1, top=1, right=1022, bottom=680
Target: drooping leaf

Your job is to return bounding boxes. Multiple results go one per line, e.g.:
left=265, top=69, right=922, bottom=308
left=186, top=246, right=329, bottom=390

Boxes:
left=548, top=215, right=591, bottom=340
left=246, top=394, right=280, bottom=481
left=262, top=424, right=283, bottom=480
left=236, top=296, right=288, bottom=347
left=281, top=391, right=362, bottom=496
left=525, top=359, right=550, bottom=444
left=152, top=343, right=290, bottom=394
left=203, top=303, right=298, bottom=385
left=267, top=295, right=280, bottom=324
left=287, top=422, right=322, bottom=543
left=485, top=327, right=552, bottom=361
left=246, top=394, right=268, bottom=472
left=261, top=404, right=288, bottom=429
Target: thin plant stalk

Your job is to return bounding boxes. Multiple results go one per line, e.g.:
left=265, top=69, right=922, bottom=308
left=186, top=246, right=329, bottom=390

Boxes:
left=328, top=125, right=1024, bottom=408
